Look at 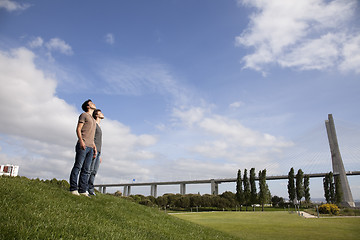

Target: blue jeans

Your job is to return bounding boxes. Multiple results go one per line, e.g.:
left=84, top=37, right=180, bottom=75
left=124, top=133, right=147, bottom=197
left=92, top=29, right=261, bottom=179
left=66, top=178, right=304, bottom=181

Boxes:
left=88, top=152, right=101, bottom=194
left=69, top=143, right=94, bottom=193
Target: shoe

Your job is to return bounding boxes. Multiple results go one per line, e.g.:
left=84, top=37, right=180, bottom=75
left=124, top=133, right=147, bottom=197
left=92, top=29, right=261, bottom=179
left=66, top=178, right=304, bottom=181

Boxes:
left=89, top=192, right=96, bottom=196
left=71, top=190, right=80, bottom=196
left=79, top=192, right=90, bottom=197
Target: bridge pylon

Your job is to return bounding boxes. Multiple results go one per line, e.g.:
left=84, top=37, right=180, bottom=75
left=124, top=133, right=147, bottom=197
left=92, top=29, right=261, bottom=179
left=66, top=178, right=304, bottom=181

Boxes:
left=325, top=114, right=355, bottom=207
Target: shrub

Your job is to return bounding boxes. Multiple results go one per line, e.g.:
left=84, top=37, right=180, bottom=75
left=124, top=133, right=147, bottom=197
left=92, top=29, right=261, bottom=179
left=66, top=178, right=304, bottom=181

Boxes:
left=129, top=194, right=145, bottom=203
left=318, top=204, right=339, bottom=215
left=341, top=208, right=360, bottom=216
left=271, top=195, right=285, bottom=207
left=139, top=199, right=155, bottom=207
left=114, top=190, right=122, bottom=197
left=42, top=178, right=70, bottom=190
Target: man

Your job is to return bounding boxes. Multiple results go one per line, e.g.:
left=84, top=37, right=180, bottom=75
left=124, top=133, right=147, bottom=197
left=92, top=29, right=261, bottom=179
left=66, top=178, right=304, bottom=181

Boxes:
left=69, top=99, right=97, bottom=196
left=88, top=109, right=104, bottom=196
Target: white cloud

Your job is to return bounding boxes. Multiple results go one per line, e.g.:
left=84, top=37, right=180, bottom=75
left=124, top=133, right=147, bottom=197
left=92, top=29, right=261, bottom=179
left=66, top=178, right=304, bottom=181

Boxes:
left=101, top=119, right=157, bottom=161
left=0, top=0, right=30, bottom=11
left=0, top=47, right=74, bottom=143
left=236, top=0, right=360, bottom=74
left=278, top=33, right=340, bottom=70
left=172, top=107, right=206, bottom=127
left=171, top=106, right=293, bottom=171
left=229, top=101, right=244, bottom=108
left=105, top=33, right=115, bottom=45
left=0, top=47, right=157, bottom=181
left=28, top=37, right=44, bottom=48
left=0, top=47, right=77, bottom=178
left=198, top=115, right=291, bottom=148
left=26, top=37, right=74, bottom=62
left=45, top=38, right=73, bottom=55
left=339, top=35, right=360, bottom=74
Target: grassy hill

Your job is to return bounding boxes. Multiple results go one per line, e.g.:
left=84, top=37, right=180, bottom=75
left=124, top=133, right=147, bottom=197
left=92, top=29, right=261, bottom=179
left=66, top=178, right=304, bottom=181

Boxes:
left=0, top=176, right=238, bottom=240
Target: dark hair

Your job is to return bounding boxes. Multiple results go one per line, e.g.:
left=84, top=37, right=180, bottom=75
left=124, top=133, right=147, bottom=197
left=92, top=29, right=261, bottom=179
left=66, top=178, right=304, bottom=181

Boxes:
left=81, top=99, right=92, bottom=112
left=93, top=109, right=102, bottom=119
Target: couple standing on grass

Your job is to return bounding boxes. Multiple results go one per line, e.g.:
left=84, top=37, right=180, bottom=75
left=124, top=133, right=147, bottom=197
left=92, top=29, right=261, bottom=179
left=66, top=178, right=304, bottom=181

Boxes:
left=69, top=99, right=104, bottom=197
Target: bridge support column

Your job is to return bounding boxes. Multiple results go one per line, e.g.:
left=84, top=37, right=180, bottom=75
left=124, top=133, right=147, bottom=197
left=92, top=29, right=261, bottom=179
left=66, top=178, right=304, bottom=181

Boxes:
left=211, top=179, right=218, bottom=195
left=123, top=186, right=131, bottom=196
left=102, top=187, right=107, bottom=194
left=180, top=183, right=186, bottom=195
left=325, top=114, right=355, bottom=207
left=151, top=184, right=157, bottom=198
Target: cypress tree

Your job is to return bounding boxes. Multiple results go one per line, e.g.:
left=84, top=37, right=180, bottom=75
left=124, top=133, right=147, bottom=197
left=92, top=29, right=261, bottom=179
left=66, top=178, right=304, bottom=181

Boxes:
left=329, top=172, right=335, bottom=203
left=304, top=175, right=310, bottom=203
left=236, top=169, right=244, bottom=208
left=323, top=173, right=330, bottom=203
left=250, top=168, right=257, bottom=206
left=258, top=169, right=268, bottom=211
left=334, top=175, right=343, bottom=205
left=296, top=169, right=304, bottom=205
left=287, top=168, right=296, bottom=204
left=243, top=169, right=250, bottom=211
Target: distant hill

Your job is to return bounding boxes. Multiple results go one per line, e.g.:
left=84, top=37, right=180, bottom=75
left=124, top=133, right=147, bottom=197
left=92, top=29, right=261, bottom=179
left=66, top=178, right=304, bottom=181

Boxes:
left=0, top=176, right=237, bottom=239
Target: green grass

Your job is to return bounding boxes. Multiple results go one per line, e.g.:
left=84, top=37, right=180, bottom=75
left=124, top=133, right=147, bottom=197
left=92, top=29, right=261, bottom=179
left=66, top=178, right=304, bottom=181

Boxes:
left=173, top=211, right=360, bottom=240
left=0, top=176, right=238, bottom=240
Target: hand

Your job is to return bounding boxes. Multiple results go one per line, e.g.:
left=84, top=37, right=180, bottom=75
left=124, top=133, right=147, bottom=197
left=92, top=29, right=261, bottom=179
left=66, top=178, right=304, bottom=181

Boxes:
left=80, top=141, right=86, bottom=150
left=93, top=145, right=97, bottom=155
left=100, top=157, right=102, bottom=163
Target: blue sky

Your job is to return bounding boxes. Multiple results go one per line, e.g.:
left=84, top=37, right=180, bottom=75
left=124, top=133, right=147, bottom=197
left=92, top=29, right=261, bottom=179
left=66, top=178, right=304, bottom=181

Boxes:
left=0, top=0, right=359, bottom=199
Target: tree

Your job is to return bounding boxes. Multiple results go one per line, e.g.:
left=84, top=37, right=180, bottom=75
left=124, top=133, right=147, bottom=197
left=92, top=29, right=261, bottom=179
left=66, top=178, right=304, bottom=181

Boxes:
left=258, top=169, right=268, bottom=211
left=243, top=169, right=250, bottom=210
left=147, top=195, right=156, bottom=204
left=271, top=195, right=285, bottom=207
left=214, top=196, right=231, bottom=209
left=189, top=194, right=202, bottom=207
left=236, top=169, right=244, bottom=208
left=323, top=172, right=336, bottom=204
left=323, top=174, right=330, bottom=203
left=250, top=168, right=257, bottom=206
left=164, top=194, right=181, bottom=208
left=329, top=172, right=335, bottom=203
left=175, top=196, right=190, bottom=208
left=304, top=175, right=310, bottom=203
left=202, top=194, right=213, bottom=207
left=221, top=191, right=236, bottom=208
left=287, top=168, right=296, bottom=204
left=296, top=169, right=304, bottom=205
left=334, top=175, right=343, bottom=205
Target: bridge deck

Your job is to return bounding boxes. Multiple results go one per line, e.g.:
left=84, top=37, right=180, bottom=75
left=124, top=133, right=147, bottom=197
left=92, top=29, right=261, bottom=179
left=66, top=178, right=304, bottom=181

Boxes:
left=94, top=171, right=360, bottom=188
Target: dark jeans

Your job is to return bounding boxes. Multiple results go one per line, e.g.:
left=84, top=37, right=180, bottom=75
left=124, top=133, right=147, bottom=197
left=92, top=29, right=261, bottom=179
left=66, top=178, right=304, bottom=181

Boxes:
left=69, top=143, right=94, bottom=193
left=88, top=152, right=101, bottom=194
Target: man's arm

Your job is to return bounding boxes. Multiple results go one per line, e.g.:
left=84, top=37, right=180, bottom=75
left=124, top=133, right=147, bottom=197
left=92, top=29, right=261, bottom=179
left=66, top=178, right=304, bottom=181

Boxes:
left=76, top=122, right=86, bottom=150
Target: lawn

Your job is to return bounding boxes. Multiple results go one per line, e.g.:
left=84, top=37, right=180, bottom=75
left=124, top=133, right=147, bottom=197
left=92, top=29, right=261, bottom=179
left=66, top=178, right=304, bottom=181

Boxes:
left=0, top=176, right=238, bottom=240
left=173, top=211, right=360, bottom=240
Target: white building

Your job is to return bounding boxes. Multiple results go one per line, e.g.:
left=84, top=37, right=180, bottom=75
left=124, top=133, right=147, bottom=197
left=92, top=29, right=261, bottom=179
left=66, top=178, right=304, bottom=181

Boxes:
left=0, top=165, right=19, bottom=177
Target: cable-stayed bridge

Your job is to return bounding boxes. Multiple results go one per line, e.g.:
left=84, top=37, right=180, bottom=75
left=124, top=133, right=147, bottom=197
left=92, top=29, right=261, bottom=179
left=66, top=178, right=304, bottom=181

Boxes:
left=95, top=114, right=360, bottom=207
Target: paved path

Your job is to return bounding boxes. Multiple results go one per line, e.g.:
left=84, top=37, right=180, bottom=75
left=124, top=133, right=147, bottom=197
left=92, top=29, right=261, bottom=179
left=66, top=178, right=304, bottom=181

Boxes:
left=299, top=211, right=317, bottom=218
left=299, top=211, right=360, bottom=219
